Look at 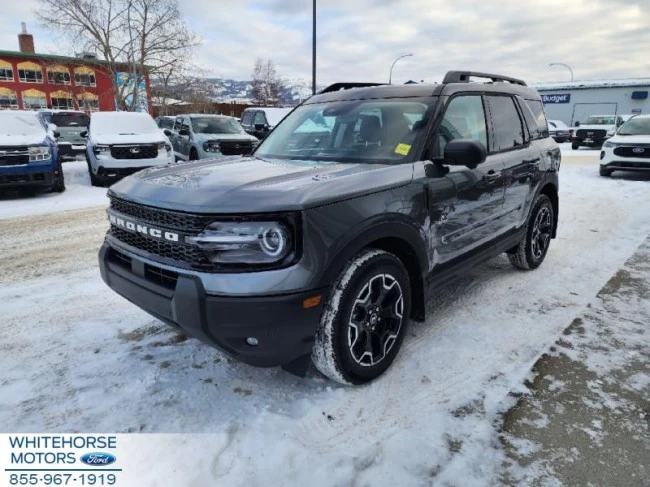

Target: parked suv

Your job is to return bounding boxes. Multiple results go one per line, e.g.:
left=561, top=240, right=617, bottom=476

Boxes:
left=240, top=107, right=292, bottom=139
left=167, top=114, right=258, bottom=161
left=85, top=112, right=174, bottom=187
left=0, top=111, right=65, bottom=193
left=572, top=114, right=624, bottom=149
left=99, top=71, right=560, bottom=385
left=600, top=114, right=650, bottom=176
left=39, top=110, right=89, bottom=160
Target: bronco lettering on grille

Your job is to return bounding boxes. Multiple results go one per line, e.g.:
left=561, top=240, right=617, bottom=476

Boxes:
left=108, top=214, right=179, bottom=242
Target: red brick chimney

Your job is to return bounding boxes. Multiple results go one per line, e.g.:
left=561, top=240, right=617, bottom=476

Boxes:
left=18, top=22, right=35, bottom=53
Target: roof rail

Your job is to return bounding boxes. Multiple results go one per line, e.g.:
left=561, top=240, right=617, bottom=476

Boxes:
left=319, top=82, right=386, bottom=94
left=442, top=71, right=527, bottom=86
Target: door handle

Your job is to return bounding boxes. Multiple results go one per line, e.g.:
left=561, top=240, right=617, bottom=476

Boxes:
left=483, top=170, right=500, bottom=183
left=523, top=158, right=541, bottom=164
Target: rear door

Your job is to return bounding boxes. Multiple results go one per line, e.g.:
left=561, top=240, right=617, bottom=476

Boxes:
left=428, top=94, right=506, bottom=263
left=485, top=95, right=537, bottom=232
left=171, top=117, right=183, bottom=158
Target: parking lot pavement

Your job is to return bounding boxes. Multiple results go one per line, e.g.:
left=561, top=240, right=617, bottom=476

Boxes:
left=500, top=236, right=650, bottom=486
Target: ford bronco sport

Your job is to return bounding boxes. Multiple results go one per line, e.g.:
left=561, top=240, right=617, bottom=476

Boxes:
left=99, top=71, right=560, bottom=385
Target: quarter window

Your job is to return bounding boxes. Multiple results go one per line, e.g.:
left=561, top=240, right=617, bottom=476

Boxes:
left=437, top=95, right=487, bottom=156
left=524, top=99, right=549, bottom=139
left=486, top=96, right=525, bottom=151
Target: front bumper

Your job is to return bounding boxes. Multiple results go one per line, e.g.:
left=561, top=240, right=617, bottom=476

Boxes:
left=573, top=137, right=606, bottom=147
left=98, top=242, right=326, bottom=368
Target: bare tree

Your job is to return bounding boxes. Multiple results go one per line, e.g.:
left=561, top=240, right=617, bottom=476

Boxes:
left=37, top=0, right=198, bottom=111
left=251, top=58, right=283, bottom=106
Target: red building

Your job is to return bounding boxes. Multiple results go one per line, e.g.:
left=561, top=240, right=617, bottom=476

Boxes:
left=0, top=24, right=151, bottom=113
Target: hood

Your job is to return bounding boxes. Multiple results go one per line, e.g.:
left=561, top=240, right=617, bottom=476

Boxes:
left=191, top=133, right=257, bottom=143
left=608, top=134, right=650, bottom=145
left=0, top=134, right=46, bottom=146
left=91, top=132, right=166, bottom=145
left=577, top=124, right=614, bottom=131
left=109, top=156, right=414, bottom=213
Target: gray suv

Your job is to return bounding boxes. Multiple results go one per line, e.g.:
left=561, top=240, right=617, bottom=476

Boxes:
left=99, top=71, right=560, bottom=385
left=167, top=114, right=258, bottom=161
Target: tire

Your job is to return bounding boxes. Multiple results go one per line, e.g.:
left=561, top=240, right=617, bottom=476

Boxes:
left=599, top=166, right=612, bottom=177
left=51, top=160, right=66, bottom=193
left=571, top=141, right=580, bottom=150
left=86, top=157, right=103, bottom=187
left=508, top=194, right=554, bottom=270
left=312, top=249, right=411, bottom=385
left=189, top=148, right=198, bottom=161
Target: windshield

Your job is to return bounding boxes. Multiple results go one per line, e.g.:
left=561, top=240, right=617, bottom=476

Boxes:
left=0, top=112, right=45, bottom=136
left=191, top=117, right=245, bottom=135
left=52, top=112, right=89, bottom=127
left=583, top=116, right=615, bottom=125
left=255, top=99, right=434, bottom=164
left=91, top=113, right=159, bottom=135
left=617, top=117, right=650, bottom=136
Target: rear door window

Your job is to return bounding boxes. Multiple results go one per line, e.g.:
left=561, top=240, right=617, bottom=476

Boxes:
left=486, top=96, right=525, bottom=151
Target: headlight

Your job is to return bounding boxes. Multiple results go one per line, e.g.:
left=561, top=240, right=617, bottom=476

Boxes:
left=603, top=141, right=618, bottom=148
left=157, top=142, right=172, bottom=153
left=93, top=144, right=110, bottom=155
left=203, top=141, right=221, bottom=153
left=187, top=221, right=292, bottom=264
left=29, top=146, right=51, bottom=161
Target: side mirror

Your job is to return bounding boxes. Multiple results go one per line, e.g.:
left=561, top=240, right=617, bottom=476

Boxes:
left=80, top=130, right=88, bottom=138
left=48, top=123, right=57, bottom=132
left=254, top=123, right=266, bottom=132
left=574, top=121, right=580, bottom=127
left=178, top=128, right=190, bottom=136
left=163, top=129, right=172, bottom=137
left=53, top=131, right=61, bottom=138
left=442, top=139, right=487, bottom=169
left=616, top=119, right=624, bottom=127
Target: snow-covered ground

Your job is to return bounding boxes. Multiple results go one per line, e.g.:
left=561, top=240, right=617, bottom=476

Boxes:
left=0, top=159, right=108, bottom=220
left=0, top=154, right=649, bottom=485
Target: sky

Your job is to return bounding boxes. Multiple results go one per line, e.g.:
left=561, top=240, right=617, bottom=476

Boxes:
left=1, top=0, right=649, bottom=85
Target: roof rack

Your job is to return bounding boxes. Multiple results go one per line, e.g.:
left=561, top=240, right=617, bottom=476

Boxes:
left=319, top=82, right=386, bottom=94
left=442, top=71, right=527, bottom=86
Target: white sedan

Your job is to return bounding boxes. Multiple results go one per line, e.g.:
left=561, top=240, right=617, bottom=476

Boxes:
left=600, top=114, right=650, bottom=176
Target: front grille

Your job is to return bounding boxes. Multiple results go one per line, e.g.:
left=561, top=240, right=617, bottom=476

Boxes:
left=613, top=146, right=650, bottom=159
left=109, top=197, right=214, bottom=233
left=219, top=140, right=253, bottom=156
left=144, top=264, right=179, bottom=289
left=110, top=144, right=158, bottom=160
left=108, top=248, right=132, bottom=269
left=99, top=167, right=150, bottom=178
left=108, top=227, right=211, bottom=268
left=0, top=146, right=29, bottom=166
left=576, top=129, right=607, bottom=139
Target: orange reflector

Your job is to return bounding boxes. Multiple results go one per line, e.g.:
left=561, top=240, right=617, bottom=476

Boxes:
left=303, top=295, right=322, bottom=309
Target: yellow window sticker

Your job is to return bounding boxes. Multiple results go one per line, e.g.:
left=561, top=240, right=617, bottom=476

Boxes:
left=395, top=143, right=411, bottom=156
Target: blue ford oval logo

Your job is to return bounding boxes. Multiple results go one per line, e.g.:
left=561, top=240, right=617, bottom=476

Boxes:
left=80, top=452, right=116, bottom=466
left=632, top=147, right=645, bottom=154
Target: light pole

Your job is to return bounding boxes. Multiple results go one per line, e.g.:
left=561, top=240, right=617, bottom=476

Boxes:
left=549, top=63, right=574, bottom=81
left=312, top=0, right=316, bottom=95
left=389, top=54, right=413, bottom=85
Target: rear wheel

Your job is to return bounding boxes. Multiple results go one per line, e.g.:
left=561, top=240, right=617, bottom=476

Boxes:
left=312, top=249, right=411, bottom=385
left=571, top=141, right=580, bottom=150
left=508, top=194, right=554, bottom=270
left=599, top=166, right=612, bottom=177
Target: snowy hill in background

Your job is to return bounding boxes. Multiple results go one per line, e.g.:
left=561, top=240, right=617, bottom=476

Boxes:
left=167, top=77, right=323, bottom=105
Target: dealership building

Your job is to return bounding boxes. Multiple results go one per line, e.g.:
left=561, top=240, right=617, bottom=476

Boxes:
left=534, top=79, right=650, bottom=126
left=0, top=24, right=151, bottom=113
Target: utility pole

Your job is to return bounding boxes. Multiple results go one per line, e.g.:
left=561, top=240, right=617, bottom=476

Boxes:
left=312, top=0, right=316, bottom=95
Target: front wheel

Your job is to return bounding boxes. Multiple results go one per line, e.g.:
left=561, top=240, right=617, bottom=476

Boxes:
left=86, top=157, right=103, bottom=187
left=51, top=160, right=66, bottom=193
left=312, top=249, right=411, bottom=385
left=599, top=166, right=612, bottom=177
left=571, top=141, right=580, bottom=150
left=508, top=194, right=554, bottom=270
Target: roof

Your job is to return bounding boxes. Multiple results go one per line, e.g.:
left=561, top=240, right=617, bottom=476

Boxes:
left=306, top=80, right=540, bottom=104
left=534, top=78, right=650, bottom=91
left=0, top=49, right=143, bottom=71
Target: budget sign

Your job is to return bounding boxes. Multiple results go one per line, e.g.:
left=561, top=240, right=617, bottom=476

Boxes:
left=541, top=94, right=571, bottom=104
